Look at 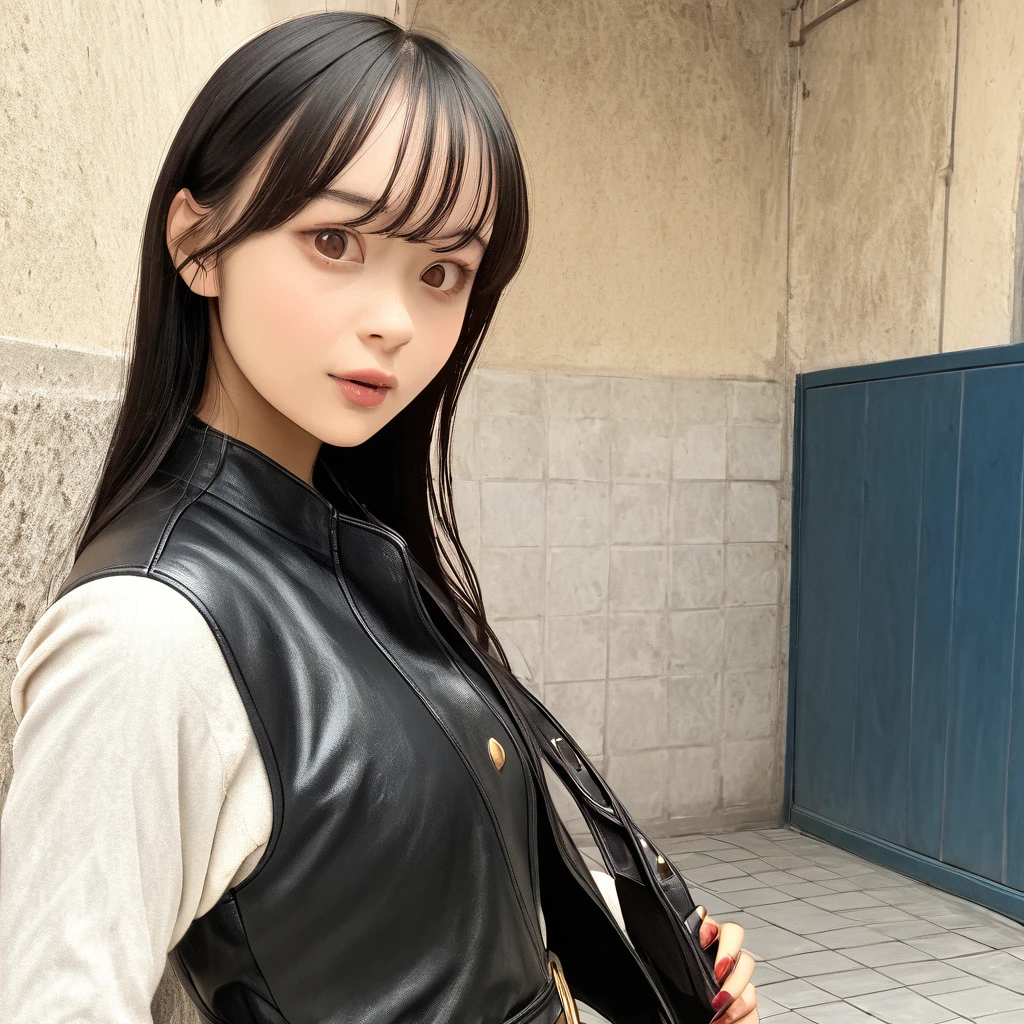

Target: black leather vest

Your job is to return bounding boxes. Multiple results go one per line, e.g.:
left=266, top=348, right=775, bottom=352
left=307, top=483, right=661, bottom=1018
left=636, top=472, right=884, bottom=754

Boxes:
left=54, top=416, right=564, bottom=1024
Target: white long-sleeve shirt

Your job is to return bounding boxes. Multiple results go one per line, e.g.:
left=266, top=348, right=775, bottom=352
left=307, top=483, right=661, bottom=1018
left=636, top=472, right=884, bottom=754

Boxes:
left=0, top=573, right=620, bottom=1023
left=0, top=574, right=273, bottom=1023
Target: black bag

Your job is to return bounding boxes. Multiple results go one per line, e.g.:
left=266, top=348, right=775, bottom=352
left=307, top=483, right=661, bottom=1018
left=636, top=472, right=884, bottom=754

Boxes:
left=410, top=561, right=723, bottom=1024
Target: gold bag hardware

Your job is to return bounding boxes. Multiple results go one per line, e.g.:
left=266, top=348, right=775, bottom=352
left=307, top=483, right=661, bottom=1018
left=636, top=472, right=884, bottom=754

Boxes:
left=547, top=951, right=581, bottom=1024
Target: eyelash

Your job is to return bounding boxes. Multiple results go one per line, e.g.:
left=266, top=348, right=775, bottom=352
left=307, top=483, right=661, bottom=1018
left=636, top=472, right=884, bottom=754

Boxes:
left=302, top=227, right=477, bottom=303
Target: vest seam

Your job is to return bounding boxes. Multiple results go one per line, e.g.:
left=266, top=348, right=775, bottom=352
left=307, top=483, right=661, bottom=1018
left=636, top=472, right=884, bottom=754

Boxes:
left=148, top=571, right=290, bottom=1020
left=152, top=468, right=331, bottom=556
left=329, top=515, right=548, bottom=966
left=147, top=430, right=226, bottom=572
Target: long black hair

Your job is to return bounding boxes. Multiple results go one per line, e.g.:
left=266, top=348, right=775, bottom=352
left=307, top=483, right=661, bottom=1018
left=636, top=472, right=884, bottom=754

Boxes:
left=60, top=11, right=530, bottom=673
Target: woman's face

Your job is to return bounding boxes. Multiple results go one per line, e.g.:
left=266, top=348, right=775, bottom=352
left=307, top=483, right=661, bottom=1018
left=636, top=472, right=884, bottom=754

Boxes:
left=166, top=93, right=492, bottom=474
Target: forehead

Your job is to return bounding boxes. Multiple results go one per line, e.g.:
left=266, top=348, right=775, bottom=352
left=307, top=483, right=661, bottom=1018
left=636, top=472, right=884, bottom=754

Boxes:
left=312, top=91, right=493, bottom=245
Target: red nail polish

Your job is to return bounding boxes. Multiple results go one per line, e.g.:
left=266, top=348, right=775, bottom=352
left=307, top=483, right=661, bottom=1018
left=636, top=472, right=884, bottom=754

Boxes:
left=712, top=990, right=731, bottom=1011
left=715, top=955, right=734, bottom=982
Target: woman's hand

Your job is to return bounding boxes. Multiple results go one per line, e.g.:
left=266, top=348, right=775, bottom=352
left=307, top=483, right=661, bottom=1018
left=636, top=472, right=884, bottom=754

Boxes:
left=698, top=906, right=759, bottom=1024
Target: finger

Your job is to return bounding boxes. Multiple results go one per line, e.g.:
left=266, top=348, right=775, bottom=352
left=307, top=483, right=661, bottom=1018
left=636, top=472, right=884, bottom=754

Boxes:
left=708, top=974, right=757, bottom=1024
left=698, top=909, right=719, bottom=948
left=712, top=922, right=745, bottom=982
left=712, top=984, right=758, bottom=1024
left=710, top=951, right=755, bottom=1018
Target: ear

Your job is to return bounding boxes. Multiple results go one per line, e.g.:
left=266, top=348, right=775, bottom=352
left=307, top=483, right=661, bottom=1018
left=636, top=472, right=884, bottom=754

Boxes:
left=166, top=187, right=220, bottom=297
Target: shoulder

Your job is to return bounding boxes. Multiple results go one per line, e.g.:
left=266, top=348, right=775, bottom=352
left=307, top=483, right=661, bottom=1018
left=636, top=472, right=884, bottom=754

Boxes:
left=11, top=575, right=239, bottom=751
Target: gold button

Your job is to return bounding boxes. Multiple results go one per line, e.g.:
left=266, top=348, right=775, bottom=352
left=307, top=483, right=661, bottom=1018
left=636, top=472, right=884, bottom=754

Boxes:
left=488, top=737, right=506, bottom=771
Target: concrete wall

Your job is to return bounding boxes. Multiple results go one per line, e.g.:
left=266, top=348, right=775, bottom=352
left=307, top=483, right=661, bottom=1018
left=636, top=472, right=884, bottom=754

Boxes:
left=433, top=0, right=792, bottom=379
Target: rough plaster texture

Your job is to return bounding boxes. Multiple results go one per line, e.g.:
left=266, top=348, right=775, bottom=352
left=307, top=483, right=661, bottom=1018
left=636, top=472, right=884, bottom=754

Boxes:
left=787, top=0, right=958, bottom=374
left=942, top=0, right=1024, bottom=351
left=411, top=0, right=792, bottom=379
left=0, top=0, right=328, bottom=356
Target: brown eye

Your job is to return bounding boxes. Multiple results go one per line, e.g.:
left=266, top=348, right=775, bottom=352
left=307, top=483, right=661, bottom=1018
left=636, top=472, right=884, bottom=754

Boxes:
left=313, top=229, right=361, bottom=263
left=421, top=262, right=461, bottom=292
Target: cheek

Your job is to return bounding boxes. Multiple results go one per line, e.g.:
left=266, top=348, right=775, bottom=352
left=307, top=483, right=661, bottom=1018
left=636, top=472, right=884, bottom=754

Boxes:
left=218, top=237, right=332, bottom=374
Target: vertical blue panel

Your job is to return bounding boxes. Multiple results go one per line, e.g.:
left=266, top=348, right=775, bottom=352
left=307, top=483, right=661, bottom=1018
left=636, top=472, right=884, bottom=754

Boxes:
left=905, top=372, right=962, bottom=861
left=847, top=376, right=927, bottom=843
left=793, top=383, right=866, bottom=822
left=941, top=364, right=1024, bottom=880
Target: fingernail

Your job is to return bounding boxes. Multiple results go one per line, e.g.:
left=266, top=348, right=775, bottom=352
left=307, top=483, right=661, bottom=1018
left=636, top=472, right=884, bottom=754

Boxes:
left=715, top=955, right=734, bottom=982
left=711, top=991, right=734, bottom=1020
left=702, top=922, right=719, bottom=946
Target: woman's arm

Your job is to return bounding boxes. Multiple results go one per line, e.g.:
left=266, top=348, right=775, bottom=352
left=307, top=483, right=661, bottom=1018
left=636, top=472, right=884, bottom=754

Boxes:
left=0, top=574, right=271, bottom=1022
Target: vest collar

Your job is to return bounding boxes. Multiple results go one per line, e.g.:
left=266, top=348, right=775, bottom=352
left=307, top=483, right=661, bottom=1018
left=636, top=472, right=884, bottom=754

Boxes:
left=158, top=414, right=370, bottom=556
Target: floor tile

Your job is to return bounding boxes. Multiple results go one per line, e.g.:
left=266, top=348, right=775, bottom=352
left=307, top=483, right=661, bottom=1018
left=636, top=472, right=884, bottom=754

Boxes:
left=808, top=967, right=906, bottom=997
left=757, top=978, right=841, bottom=1009
left=648, top=826, right=1024, bottom=1024
left=846, top=987, right=961, bottom=1024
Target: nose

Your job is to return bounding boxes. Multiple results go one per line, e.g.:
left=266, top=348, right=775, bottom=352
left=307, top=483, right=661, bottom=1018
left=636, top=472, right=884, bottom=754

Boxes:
left=352, top=272, right=415, bottom=353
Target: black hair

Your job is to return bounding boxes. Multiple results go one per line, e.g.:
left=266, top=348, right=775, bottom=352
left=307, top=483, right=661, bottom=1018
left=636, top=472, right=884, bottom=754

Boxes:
left=60, top=10, right=530, bottom=671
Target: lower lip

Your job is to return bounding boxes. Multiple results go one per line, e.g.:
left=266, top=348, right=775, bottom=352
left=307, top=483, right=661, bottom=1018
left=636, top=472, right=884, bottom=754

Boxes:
left=330, top=375, right=390, bottom=407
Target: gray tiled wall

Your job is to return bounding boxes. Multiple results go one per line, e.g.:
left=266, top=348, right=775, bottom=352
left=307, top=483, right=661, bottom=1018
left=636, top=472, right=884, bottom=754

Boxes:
left=453, top=369, right=790, bottom=836
left=0, top=337, right=791, bottom=838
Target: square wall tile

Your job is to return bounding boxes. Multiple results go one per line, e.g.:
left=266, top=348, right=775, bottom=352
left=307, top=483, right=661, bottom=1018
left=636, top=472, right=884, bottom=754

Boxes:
left=608, top=611, right=668, bottom=678
left=482, top=481, right=546, bottom=546
left=548, top=417, right=611, bottom=480
left=671, top=481, right=726, bottom=543
left=609, top=546, right=668, bottom=611
left=724, top=669, right=779, bottom=739
left=545, top=374, right=610, bottom=418
left=545, top=613, right=608, bottom=682
left=611, top=483, right=669, bottom=545
left=730, top=382, right=783, bottom=425
left=722, top=737, right=779, bottom=807
left=675, top=379, right=729, bottom=426
left=729, top=425, right=783, bottom=481
left=667, top=745, right=720, bottom=817
left=547, top=546, right=609, bottom=615
left=725, top=606, right=779, bottom=671
left=612, top=427, right=673, bottom=481
left=610, top=377, right=675, bottom=435
left=669, top=609, right=725, bottom=673
left=674, top=424, right=727, bottom=480
left=607, top=677, right=668, bottom=751
left=671, top=544, right=724, bottom=609
left=726, top=482, right=780, bottom=542
left=547, top=480, right=610, bottom=546
left=667, top=673, right=722, bottom=745
left=725, top=543, right=781, bottom=606
left=479, top=413, right=546, bottom=480
left=476, top=369, right=546, bottom=416
left=478, top=546, right=545, bottom=618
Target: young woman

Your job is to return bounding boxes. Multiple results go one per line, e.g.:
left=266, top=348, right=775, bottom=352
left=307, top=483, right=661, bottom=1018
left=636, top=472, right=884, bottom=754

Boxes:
left=0, top=12, right=759, bottom=1024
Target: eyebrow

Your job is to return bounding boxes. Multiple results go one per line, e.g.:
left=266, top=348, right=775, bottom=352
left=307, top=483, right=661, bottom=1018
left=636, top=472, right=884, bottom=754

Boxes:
left=310, top=187, right=489, bottom=252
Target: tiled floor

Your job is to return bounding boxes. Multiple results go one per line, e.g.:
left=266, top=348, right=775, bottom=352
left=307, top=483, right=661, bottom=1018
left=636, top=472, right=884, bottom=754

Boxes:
left=576, top=825, right=1024, bottom=1024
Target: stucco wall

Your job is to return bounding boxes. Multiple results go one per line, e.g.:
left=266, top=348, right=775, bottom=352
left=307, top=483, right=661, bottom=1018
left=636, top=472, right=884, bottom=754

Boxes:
left=423, top=0, right=792, bottom=379
left=787, top=0, right=958, bottom=373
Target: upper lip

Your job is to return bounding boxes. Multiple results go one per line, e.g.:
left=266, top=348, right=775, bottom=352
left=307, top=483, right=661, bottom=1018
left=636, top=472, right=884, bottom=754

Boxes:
left=330, top=368, right=397, bottom=388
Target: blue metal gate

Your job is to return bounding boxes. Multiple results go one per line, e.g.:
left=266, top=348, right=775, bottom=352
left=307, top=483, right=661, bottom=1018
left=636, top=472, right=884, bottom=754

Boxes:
left=787, top=343, right=1024, bottom=923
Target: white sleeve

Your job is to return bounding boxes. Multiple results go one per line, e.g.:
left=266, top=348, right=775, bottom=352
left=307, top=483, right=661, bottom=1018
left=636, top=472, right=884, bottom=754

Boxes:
left=0, top=574, right=272, bottom=1024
